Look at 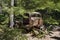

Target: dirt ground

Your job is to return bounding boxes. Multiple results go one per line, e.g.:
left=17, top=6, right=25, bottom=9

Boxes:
left=25, top=31, right=60, bottom=40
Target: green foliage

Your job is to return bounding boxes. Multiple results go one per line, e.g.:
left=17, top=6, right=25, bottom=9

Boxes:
left=0, top=27, right=27, bottom=40
left=44, top=17, right=59, bottom=25
left=0, top=12, right=9, bottom=28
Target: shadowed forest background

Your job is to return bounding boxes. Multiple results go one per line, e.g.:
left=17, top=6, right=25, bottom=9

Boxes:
left=0, top=0, right=60, bottom=40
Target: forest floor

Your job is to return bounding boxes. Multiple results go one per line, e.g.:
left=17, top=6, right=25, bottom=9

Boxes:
left=25, top=27, right=60, bottom=40
left=25, top=31, right=60, bottom=40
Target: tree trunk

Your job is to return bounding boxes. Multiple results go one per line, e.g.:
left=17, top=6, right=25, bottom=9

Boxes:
left=10, top=0, right=14, bottom=28
left=0, top=0, right=2, bottom=14
left=0, top=6, right=2, bottom=14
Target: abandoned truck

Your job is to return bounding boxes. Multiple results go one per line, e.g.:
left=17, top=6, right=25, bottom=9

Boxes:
left=14, top=12, right=44, bottom=31
left=23, top=12, right=44, bottom=30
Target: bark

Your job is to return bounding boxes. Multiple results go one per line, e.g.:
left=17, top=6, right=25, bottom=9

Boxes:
left=10, top=0, right=14, bottom=28
left=0, top=6, right=2, bottom=14
left=0, top=0, right=2, bottom=14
